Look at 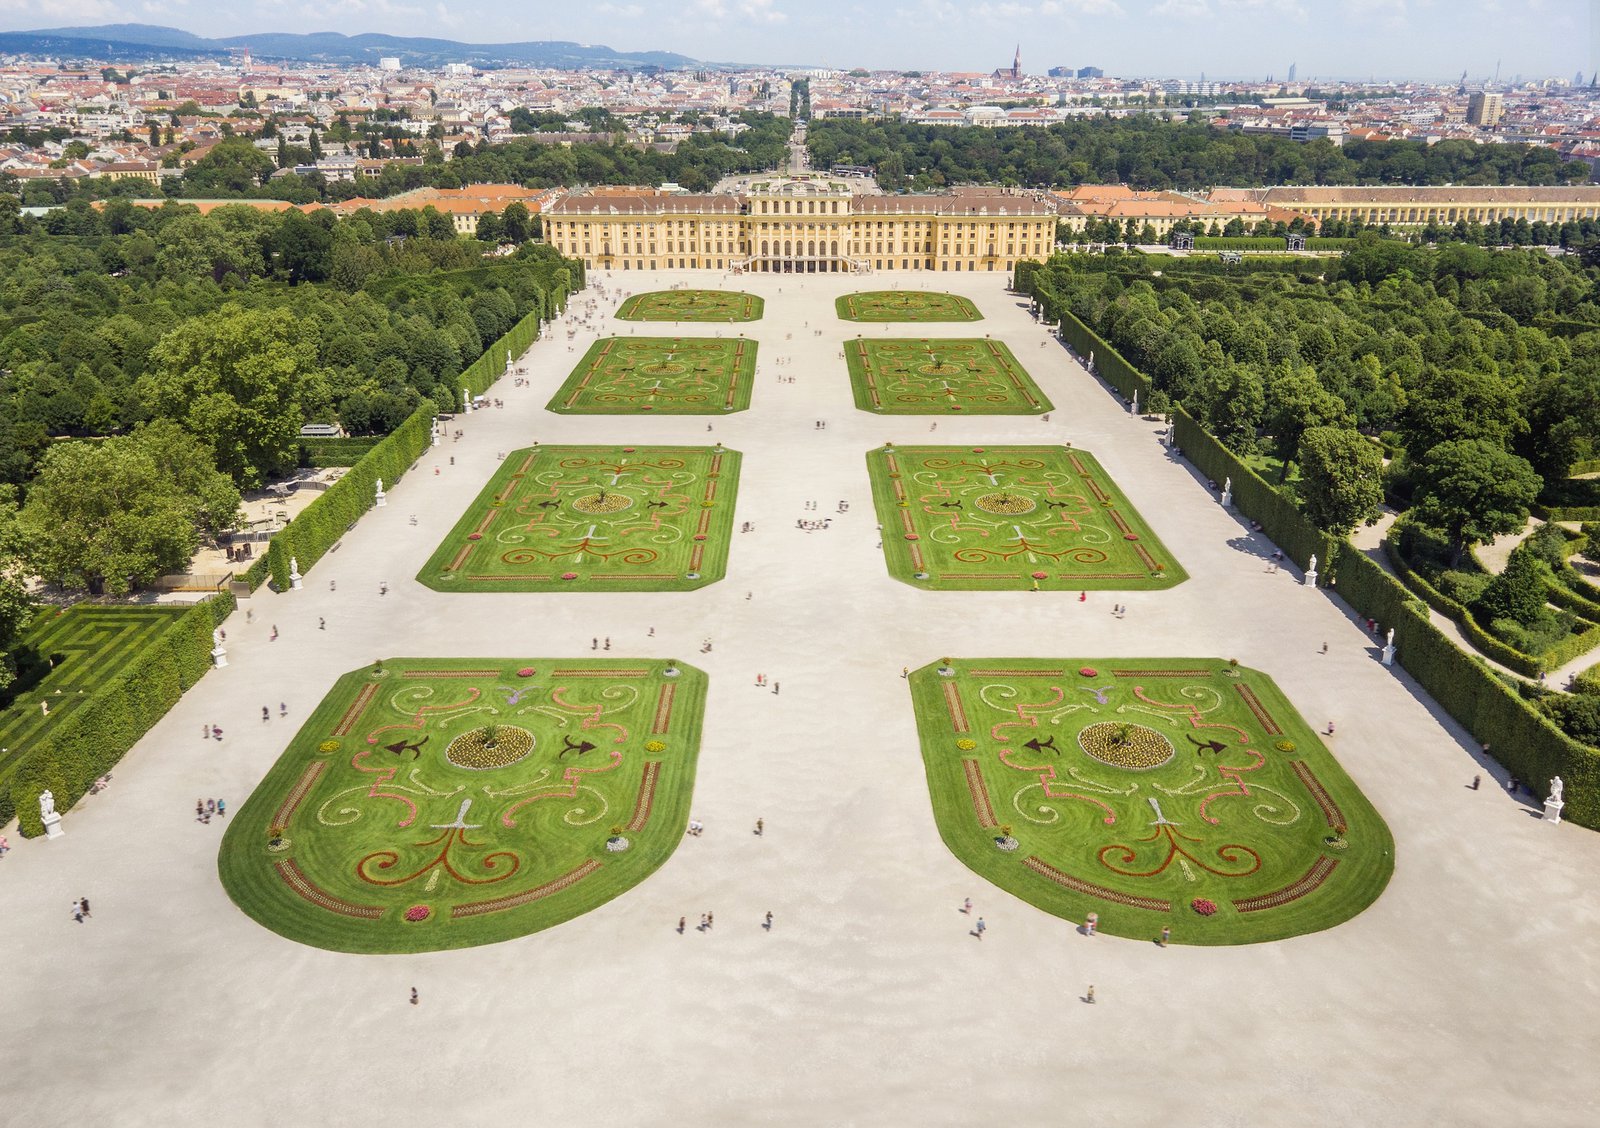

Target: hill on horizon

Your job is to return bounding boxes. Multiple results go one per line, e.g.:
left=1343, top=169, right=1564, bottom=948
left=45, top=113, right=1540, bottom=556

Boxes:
left=0, top=22, right=699, bottom=69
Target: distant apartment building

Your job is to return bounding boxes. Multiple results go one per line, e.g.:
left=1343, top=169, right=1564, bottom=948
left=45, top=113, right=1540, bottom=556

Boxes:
left=1076, top=67, right=1104, bottom=79
left=543, top=177, right=1054, bottom=273
left=1466, top=91, right=1504, bottom=127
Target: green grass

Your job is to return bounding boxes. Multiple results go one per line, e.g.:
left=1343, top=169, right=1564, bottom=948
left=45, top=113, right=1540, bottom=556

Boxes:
left=836, top=290, right=983, bottom=322
left=845, top=337, right=1050, bottom=414
left=616, top=289, right=764, bottom=322
left=0, top=605, right=190, bottom=788
left=547, top=336, right=758, bottom=414
left=418, top=445, right=740, bottom=592
left=912, top=658, right=1393, bottom=945
left=218, top=658, right=706, bottom=953
left=868, top=445, right=1186, bottom=591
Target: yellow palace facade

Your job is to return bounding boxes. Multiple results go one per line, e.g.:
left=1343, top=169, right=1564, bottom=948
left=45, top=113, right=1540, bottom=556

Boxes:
left=542, top=177, right=1056, bottom=273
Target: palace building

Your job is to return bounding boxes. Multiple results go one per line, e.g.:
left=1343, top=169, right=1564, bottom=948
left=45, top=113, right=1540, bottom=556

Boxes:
left=1210, top=185, right=1600, bottom=229
left=542, top=177, right=1057, bottom=273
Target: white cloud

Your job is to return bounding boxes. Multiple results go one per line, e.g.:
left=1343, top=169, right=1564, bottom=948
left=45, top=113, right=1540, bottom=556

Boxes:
left=595, top=1, right=645, bottom=15
left=694, top=0, right=786, bottom=21
left=0, top=0, right=121, bottom=20
left=1218, top=0, right=1308, bottom=18
left=1152, top=0, right=1211, bottom=17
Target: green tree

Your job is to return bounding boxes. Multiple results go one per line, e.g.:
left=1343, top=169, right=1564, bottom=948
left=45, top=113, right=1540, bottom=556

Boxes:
left=17, top=424, right=240, bottom=594
left=501, top=201, right=531, bottom=244
left=1297, top=426, right=1385, bottom=535
left=1411, top=439, right=1543, bottom=566
left=139, top=307, right=316, bottom=487
left=1398, top=368, right=1522, bottom=457
left=1476, top=544, right=1548, bottom=627
left=1264, top=366, right=1350, bottom=477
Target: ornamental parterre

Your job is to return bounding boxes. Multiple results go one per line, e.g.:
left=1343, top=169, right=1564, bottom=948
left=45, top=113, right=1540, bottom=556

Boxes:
left=418, top=445, right=741, bottom=593
left=867, top=445, right=1188, bottom=591
left=846, top=338, right=1049, bottom=415
left=218, top=658, right=708, bottom=954
left=909, top=658, right=1393, bottom=945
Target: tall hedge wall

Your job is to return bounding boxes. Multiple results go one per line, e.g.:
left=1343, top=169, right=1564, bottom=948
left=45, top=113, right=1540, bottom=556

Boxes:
left=8, top=593, right=234, bottom=836
left=1022, top=289, right=1600, bottom=827
left=265, top=302, right=560, bottom=591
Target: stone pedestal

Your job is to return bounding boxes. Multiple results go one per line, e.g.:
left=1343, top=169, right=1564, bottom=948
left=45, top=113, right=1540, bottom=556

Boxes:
left=1303, top=567, right=1318, bottom=587
left=42, top=811, right=63, bottom=839
left=1544, top=798, right=1564, bottom=825
left=1219, top=487, right=1232, bottom=508
left=375, top=487, right=387, bottom=509
left=462, top=386, right=472, bottom=414
left=211, top=645, right=228, bottom=668
left=289, top=557, right=302, bottom=591
left=1381, top=643, right=1395, bottom=667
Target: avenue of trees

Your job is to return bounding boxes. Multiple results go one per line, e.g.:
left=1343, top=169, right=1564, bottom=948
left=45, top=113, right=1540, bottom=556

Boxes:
left=805, top=117, right=1593, bottom=193
left=1027, top=240, right=1600, bottom=737
left=0, top=199, right=580, bottom=597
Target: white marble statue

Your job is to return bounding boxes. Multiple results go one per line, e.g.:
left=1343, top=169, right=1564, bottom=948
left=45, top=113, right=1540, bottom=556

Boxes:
left=1551, top=776, right=1564, bottom=804
left=39, top=789, right=55, bottom=819
left=1308, top=554, right=1318, bottom=575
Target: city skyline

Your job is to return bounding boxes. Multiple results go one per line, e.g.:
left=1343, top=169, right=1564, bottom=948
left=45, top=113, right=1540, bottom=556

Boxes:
left=0, top=0, right=1590, bottom=82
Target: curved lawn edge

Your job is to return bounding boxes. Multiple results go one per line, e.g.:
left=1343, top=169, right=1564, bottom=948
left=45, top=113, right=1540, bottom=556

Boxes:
left=910, top=657, right=1394, bottom=945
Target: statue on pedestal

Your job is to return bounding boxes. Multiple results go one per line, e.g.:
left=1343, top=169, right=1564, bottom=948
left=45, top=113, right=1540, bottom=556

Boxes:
left=1551, top=776, right=1564, bottom=804
left=39, top=789, right=55, bottom=819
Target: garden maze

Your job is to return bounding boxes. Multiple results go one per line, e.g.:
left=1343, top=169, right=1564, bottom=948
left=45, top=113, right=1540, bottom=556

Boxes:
left=912, top=658, right=1392, bottom=945
left=219, top=659, right=707, bottom=953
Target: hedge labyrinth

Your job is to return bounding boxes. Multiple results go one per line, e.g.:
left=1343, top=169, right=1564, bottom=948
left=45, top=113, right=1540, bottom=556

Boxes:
left=0, top=605, right=189, bottom=785
left=912, top=658, right=1393, bottom=945
left=419, top=445, right=740, bottom=592
left=548, top=337, right=758, bottom=414
left=616, top=289, right=764, bottom=322
left=846, top=337, right=1050, bottom=414
left=868, top=445, right=1186, bottom=590
left=218, top=658, right=707, bottom=953
left=836, top=290, right=983, bottom=322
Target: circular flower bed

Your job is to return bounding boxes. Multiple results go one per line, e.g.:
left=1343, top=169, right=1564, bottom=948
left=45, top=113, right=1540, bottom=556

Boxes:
left=605, top=836, right=631, bottom=853
left=693, top=534, right=707, bottom=541
left=467, top=533, right=483, bottom=541
left=904, top=533, right=920, bottom=541
left=573, top=492, right=633, bottom=515
left=1077, top=722, right=1175, bottom=770
left=1123, top=533, right=1140, bottom=541
left=1078, top=667, right=1098, bottom=678
left=645, top=740, right=666, bottom=753
left=561, top=572, right=579, bottom=581
left=1032, top=571, right=1048, bottom=580
left=516, top=667, right=536, bottom=677
left=994, top=835, right=1019, bottom=852
left=955, top=738, right=977, bottom=751
left=1191, top=898, right=1218, bottom=917
left=445, top=725, right=535, bottom=770
left=974, top=491, right=1036, bottom=515
left=1274, top=739, right=1296, bottom=753
left=266, top=836, right=290, bottom=853
left=317, top=739, right=341, bottom=754
left=404, top=905, right=432, bottom=922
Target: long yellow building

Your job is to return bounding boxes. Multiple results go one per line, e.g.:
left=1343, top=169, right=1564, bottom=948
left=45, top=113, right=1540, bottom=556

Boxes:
left=543, top=177, right=1056, bottom=274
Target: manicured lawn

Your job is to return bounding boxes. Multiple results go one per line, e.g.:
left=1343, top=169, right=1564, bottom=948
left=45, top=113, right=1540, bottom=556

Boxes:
left=836, top=290, right=983, bottom=322
left=218, top=658, right=706, bottom=953
left=418, top=445, right=740, bottom=592
left=548, top=336, right=758, bottom=414
left=0, top=605, right=189, bottom=788
left=867, top=445, right=1186, bottom=590
left=617, top=289, right=764, bottom=322
left=845, top=337, right=1050, bottom=414
left=911, top=658, right=1392, bottom=945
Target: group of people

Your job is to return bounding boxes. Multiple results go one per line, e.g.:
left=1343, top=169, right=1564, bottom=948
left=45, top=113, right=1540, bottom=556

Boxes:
left=678, top=818, right=772, bottom=934
left=195, top=797, right=226, bottom=824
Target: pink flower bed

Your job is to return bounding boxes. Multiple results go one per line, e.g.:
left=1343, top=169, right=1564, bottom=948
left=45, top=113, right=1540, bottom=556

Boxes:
left=561, top=572, right=579, bottom=580
left=516, top=667, right=536, bottom=677
left=1032, top=571, right=1048, bottom=580
left=404, top=905, right=431, bottom=922
left=1191, top=898, right=1218, bottom=916
left=1078, top=667, right=1098, bottom=677
left=904, top=533, right=920, bottom=541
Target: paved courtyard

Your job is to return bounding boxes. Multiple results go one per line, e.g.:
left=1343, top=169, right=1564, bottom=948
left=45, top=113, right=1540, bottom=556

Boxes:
left=3, top=270, right=1598, bottom=1126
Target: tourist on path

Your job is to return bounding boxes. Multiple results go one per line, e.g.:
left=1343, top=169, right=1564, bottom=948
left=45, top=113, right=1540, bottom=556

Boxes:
left=975, top=917, right=986, bottom=940
left=79, top=897, right=90, bottom=919
left=962, top=897, right=972, bottom=914
left=410, top=988, right=418, bottom=1006
left=764, top=911, right=773, bottom=931
left=1160, top=926, right=1171, bottom=947
left=755, top=818, right=764, bottom=836
left=1086, top=985, right=1095, bottom=1004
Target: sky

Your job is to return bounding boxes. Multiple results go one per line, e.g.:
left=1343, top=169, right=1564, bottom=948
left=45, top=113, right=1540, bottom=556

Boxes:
left=0, top=0, right=1592, bottom=81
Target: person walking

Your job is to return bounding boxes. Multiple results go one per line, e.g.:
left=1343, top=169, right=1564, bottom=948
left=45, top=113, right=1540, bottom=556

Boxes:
left=962, top=897, right=972, bottom=915
left=678, top=916, right=686, bottom=934
left=410, top=988, right=418, bottom=1006
left=772, top=681, right=780, bottom=695
left=79, top=897, right=90, bottom=919
left=975, top=917, right=986, bottom=940
left=262, top=706, right=270, bottom=723
left=217, top=798, right=226, bottom=818
left=1160, top=926, right=1171, bottom=947
left=764, top=911, right=773, bottom=930
left=1086, top=985, right=1096, bottom=1005
left=279, top=702, right=287, bottom=718
left=707, top=911, right=714, bottom=930
left=1472, top=775, right=1482, bottom=790
left=270, top=625, right=279, bottom=640
left=755, top=818, right=764, bottom=836
left=319, top=617, right=325, bottom=631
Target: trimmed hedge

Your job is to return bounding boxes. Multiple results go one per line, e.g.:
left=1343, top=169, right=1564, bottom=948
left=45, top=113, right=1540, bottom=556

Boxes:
left=1018, top=283, right=1600, bottom=827
left=265, top=303, right=558, bottom=590
left=7, top=593, right=234, bottom=835
left=268, top=406, right=433, bottom=590
left=1054, top=307, right=1150, bottom=404
left=1383, top=535, right=1544, bottom=677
